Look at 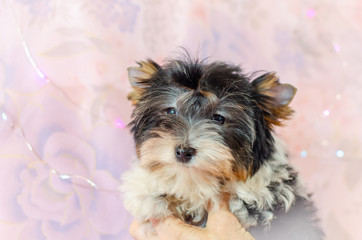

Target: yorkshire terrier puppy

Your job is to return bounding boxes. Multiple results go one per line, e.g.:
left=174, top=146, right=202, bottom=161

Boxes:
left=121, top=54, right=322, bottom=238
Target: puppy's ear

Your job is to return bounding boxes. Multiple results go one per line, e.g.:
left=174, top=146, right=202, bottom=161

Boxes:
left=252, top=73, right=297, bottom=128
left=127, top=59, right=160, bottom=105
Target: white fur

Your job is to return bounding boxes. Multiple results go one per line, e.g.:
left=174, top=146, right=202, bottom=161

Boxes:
left=229, top=137, right=305, bottom=228
left=120, top=136, right=305, bottom=228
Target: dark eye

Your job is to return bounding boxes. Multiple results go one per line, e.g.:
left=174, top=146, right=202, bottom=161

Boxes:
left=212, top=114, right=225, bottom=124
left=166, top=107, right=177, bottom=115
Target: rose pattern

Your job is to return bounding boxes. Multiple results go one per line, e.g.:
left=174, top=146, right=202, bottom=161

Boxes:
left=1, top=0, right=362, bottom=239
left=16, top=132, right=130, bottom=239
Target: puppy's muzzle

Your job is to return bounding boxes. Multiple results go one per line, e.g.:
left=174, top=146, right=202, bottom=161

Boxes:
left=175, top=146, right=196, bottom=163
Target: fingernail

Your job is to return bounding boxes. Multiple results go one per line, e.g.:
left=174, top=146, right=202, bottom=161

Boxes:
left=150, top=218, right=160, bottom=226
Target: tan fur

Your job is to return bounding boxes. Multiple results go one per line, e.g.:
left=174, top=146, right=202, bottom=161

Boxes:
left=254, top=73, right=297, bottom=127
left=121, top=125, right=235, bottom=225
left=228, top=137, right=305, bottom=228
left=120, top=136, right=304, bottom=228
left=127, top=61, right=159, bottom=105
left=199, top=90, right=218, bottom=103
left=121, top=61, right=301, bottom=229
left=234, top=167, right=250, bottom=182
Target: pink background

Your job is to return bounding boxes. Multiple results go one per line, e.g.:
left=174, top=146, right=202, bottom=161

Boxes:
left=1, top=0, right=361, bottom=239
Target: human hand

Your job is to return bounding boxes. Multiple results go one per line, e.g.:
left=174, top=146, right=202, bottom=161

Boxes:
left=129, top=195, right=255, bottom=240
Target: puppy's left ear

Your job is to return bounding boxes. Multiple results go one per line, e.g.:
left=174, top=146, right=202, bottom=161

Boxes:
left=127, top=59, right=160, bottom=105
left=252, top=73, right=297, bottom=127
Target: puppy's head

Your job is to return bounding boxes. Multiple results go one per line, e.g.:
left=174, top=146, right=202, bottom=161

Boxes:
left=127, top=56, right=296, bottom=182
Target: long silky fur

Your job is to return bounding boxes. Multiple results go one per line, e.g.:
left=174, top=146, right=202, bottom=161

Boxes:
left=121, top=54, right=322, bottom=236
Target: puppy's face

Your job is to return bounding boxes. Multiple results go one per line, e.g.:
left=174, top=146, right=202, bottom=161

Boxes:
left=128, top=58, right=296, bottom=182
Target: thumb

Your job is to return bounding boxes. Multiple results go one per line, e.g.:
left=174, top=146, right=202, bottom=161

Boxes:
left=150, top=216, right=205, bottom=240
left=207, top=192, right=230, bottom=213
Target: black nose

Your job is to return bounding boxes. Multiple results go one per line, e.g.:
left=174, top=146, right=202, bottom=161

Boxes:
left=175, top=146, right=196, bottom=163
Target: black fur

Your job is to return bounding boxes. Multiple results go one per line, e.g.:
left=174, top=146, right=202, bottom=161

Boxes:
left=130, top=57, right=277, bottom=175
left=249, top=196, right=324, bottom=240
left=124, top=54, right=323, bottom=238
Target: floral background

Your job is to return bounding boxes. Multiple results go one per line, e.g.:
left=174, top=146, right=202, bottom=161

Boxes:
left=0, top=0, right=361, bottom=239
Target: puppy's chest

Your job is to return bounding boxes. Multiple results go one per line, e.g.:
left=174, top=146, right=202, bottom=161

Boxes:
left=161, top=193, right=208, bottom=226
left=155, top=175, right=221, bottom=226
left=156, top=163, right=300, bottom=228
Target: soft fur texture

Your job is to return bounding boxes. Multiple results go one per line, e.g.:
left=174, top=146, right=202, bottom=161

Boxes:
left=120, top=54, right=322, bottom=236
left=122, top=137, right=303, bottom=228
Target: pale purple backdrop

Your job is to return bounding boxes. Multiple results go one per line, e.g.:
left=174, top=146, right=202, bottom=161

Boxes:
left=0, top=0, right=361, bottom=239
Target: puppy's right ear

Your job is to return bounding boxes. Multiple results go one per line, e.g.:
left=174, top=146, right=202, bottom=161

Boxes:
left=127, top=59, right=160, bottom=105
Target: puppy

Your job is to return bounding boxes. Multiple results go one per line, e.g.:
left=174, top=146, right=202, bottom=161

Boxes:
left=121, top=54, right=322, bottom=238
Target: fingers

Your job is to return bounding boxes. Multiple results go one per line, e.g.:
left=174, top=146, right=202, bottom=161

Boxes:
left=129, top=221, right=158, bottom=240
left=129, top=221, right=140, bottom=238
left=151, top=216, right=205, bottom=240
left=238, top=230, right=256, bottom=240
left=205, top=195, right=256, bottom=240
left=207, top=192, right=231, bottom=213
left=130, top=193, right=255, bottom=240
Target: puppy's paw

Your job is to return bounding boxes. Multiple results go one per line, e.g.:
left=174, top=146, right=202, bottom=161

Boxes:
left=123, top=188, right=171, bottom=221
left=120, top=166, right=172, bottom=221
